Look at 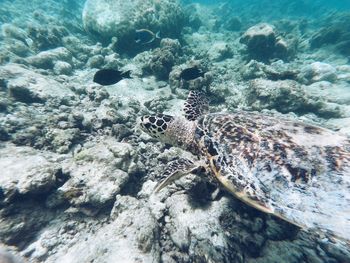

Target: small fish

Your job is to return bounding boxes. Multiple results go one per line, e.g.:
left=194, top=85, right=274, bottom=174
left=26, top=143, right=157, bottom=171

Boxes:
left=180, top=67, right=205, bottom=81
left=93, top=69, right=131, bottom=86
left=135, top=29, right=160, bottom=45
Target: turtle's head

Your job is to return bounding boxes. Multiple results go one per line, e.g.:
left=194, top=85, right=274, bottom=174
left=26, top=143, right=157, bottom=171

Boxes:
left=140, top=114, right=196, bottom=150
left=140, top=114, right=175, bottom=141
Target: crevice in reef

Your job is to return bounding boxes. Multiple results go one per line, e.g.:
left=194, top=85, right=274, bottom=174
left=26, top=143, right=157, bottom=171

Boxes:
left=187, top=180, right=215, bottom=209
left=119, top=171, right=146, bottom=197
left=0, top=168, right=71, bottom=249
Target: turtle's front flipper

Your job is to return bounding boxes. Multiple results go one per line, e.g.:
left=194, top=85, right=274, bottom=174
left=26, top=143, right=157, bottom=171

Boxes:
left=154, top=158, right=203, bottom=193
left=184, top=91, right=209, bottom=121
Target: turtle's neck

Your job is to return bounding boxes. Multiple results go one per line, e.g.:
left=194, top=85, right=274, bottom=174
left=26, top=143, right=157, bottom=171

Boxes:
left=165, top=117, right=198, bottom=153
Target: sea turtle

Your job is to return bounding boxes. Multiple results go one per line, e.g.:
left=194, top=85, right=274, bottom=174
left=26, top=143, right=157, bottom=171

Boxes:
left=140, top=91, right=350, bottom=240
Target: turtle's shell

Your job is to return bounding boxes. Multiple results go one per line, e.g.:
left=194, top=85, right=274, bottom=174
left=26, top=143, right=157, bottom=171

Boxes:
left=194, top=112, right=350, bottom=239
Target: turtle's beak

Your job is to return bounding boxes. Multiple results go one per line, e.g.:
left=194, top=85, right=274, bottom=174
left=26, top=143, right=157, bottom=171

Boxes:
left=136, top=116, right=144, bottom=132
left=139, top=116, right=151, bottom=133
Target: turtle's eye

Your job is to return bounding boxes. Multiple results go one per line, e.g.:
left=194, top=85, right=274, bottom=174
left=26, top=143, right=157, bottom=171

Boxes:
left=140, top=114, right=174, bottom=138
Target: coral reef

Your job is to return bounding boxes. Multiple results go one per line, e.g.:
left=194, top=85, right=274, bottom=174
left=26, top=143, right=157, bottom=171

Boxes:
left=246, top=79, right=341, bottom=118
left=299, top=62, right=337, bottom=84
left=0, top=0, right=350, bottom=262
left=240, top=23, right=294, bottom=61
left=240, top=59, right=298, bottom=81
left=207, top=41, right=234, bottom=62
left=142, top=38, right=182, bottom=80
left=1, top=63, right=74, bottom=103
left=82, top=0, right=185, bottom=53
left=26, top=47, right=73, bottom=70
left=169, top=61, right=213, bottom=93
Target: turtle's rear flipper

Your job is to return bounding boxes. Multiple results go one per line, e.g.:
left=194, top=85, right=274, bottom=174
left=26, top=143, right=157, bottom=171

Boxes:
left=184, top=91, right=209, bottom=121
left=154, top=158, right=202, bottom=193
